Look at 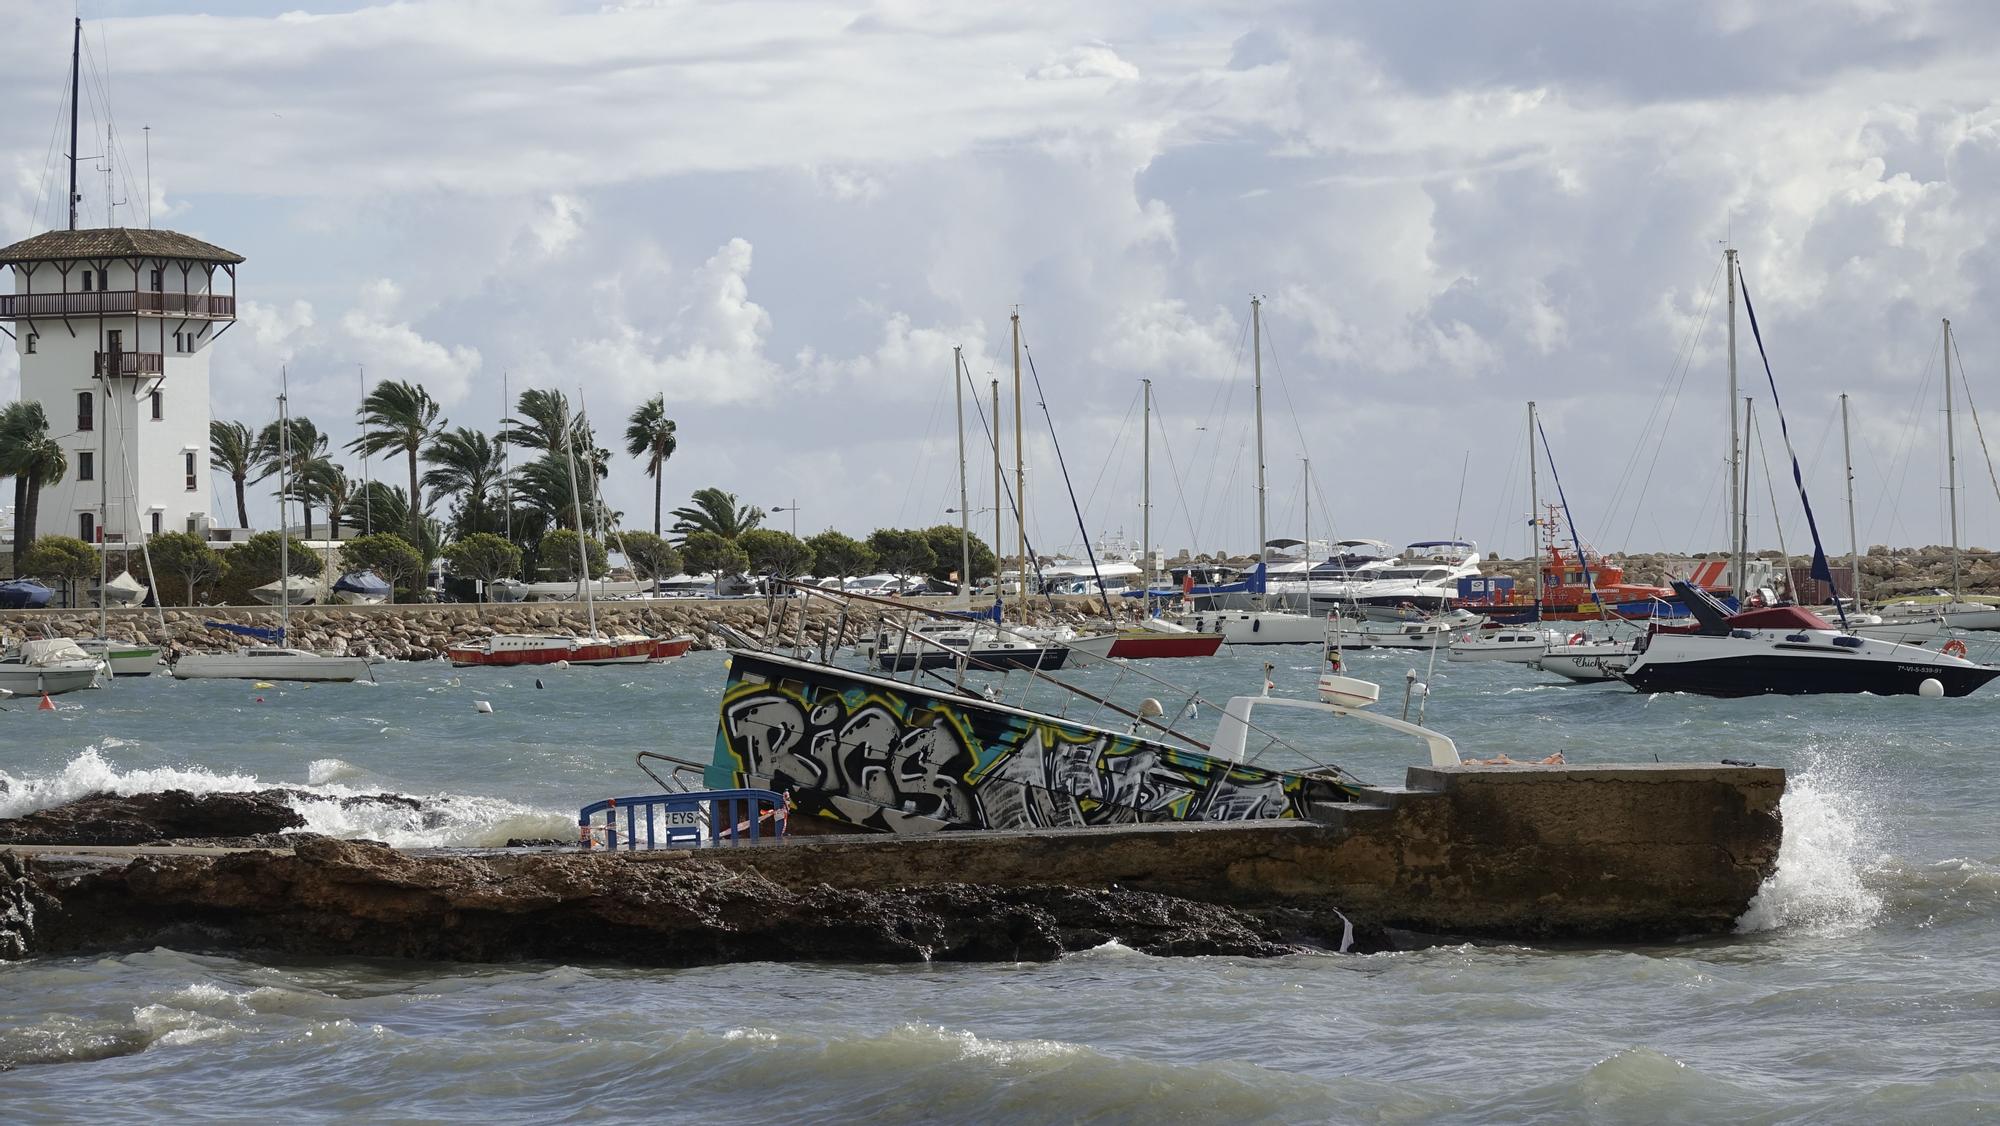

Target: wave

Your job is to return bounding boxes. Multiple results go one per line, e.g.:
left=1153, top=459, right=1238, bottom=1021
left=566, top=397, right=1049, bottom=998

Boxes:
left=0, top=747, right=571, bottom=849
left=1736, top=756, right=1884, bottom=934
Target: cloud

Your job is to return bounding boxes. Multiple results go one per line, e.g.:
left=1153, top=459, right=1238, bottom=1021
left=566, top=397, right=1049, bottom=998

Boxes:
left=1032, top=43, right=1141, bottom=82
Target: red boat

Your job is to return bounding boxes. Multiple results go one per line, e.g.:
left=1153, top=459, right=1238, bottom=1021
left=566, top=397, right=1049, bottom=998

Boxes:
left=1068, top=626, right=1226, bottom=660
left=447, top=634, right=655, bottom=667
left=650, top=634, right=696, bottom=661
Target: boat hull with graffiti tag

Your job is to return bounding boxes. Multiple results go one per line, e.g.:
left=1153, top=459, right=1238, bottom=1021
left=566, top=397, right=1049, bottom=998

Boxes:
left=707, top=650, right=1369, bottom=834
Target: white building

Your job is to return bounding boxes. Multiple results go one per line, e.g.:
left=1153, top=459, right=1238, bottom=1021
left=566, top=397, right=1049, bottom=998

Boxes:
left=0, top=227, right=242, bottom=548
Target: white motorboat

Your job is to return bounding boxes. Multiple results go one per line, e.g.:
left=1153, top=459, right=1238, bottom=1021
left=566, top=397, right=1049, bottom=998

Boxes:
left=1328, top=608, right=1480, bottom=650
left=171, top=647, right=373, bottom=682
left=1180, top=608, right=1328, bottom=646
left=74, top=637, right=163, bottom=677
left=0, top=639, right=104, bottom=696
left=1448, top=628, right=1560, bottom=663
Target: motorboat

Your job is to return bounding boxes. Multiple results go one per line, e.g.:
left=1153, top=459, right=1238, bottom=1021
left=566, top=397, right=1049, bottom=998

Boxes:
left=0, top=639, right=102, bottom=696
left=1448, top=628, right=1560, bottom=663
left=1619, top=581, right=1998, bottom=697
left=1347, top=554, right=1483, bottom=611
left=171, top=646, right=374, bottom=682
left=89, top=569, right=148, bottom=607
left=331, top=569, right=392, bottom=605
left=74, top=637, right=163, bottom=677
left=1328, top=608, right=1481, bottom=650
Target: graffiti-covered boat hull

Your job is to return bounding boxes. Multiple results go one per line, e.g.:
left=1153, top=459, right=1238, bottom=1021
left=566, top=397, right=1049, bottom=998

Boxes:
left=708, top=650, right=1362, bottom=834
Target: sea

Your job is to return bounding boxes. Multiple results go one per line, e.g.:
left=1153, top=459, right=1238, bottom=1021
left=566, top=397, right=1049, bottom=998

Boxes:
left=3, top=643, right=1998, bottom=1123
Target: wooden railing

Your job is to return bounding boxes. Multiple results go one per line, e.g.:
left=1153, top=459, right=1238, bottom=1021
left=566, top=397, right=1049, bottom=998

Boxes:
left=0, top=290, right=236, bottom=319
left=96, top=351, right=164, bottom=376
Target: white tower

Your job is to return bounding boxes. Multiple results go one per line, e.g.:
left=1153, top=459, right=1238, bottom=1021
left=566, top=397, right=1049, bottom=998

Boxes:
left=0, top=17, right=242, bottom=553
left=0, top=229, right=242, bottom=549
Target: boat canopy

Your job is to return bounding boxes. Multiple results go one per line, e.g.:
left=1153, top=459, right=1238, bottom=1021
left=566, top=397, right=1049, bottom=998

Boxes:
left=0, top=579, right=51, bottom=609
left=1729, top=605, right=1833, bottom=632
left=333, top=569, right=392, bottom=598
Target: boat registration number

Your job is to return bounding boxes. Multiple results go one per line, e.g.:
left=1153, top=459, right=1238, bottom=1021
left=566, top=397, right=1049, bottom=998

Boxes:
left=661, top=810, right=700, bottom=826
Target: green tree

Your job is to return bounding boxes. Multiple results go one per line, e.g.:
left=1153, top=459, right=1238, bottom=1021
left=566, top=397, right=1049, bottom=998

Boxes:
left=539, top=528, right=608, bottom=582
left=349, top=481, right=412, bottom=538
left=147, top=531, right=227, bottom=605
left=19, top=535, right=97, bottom=606
left=681, top=529, right=749, bottom=576
left=805, top=530, right=874, bottom=584
left=255, top=416, right=329, bottom=536
left=422, top=427, right=507, bottom=537
left=502, top=388, right=592, bottom=455
left=347, top=380, right=443, bottom=547
left=340, top=532, right=428, bottom=603
left=918, top=524, right=997, bottom=586
left=300, top=460, right=354, bottom=539
left=0, top=401, right=67, bottom=555
left=867, top=528, right=936, bottom=582
left=227, top=530, right=324, bottom=583
left=624, top=394, right=679, bottom=536
left=445, top=532, right=523, bottom=603
left=618, top=531, right=684, bottom=581
left=670, top=486, right=762, bottom=542
left=208, top=419, right=258, bottom=529
left=740, top=528, right=815, bottom=578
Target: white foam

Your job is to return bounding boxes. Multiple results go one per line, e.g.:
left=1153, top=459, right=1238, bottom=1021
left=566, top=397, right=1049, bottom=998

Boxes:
left=1736, top=760, right=1884, bottom=934
left=0, top=747, right=572, bottom=848
left=306, top=758, right=365, bottom=785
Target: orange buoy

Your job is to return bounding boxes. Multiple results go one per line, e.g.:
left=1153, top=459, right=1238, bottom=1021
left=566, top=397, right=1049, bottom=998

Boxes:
left=38, top=693, right=55, bottom=711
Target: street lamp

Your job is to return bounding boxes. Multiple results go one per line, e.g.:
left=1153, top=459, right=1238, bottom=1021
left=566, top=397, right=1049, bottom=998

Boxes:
left=770, top=498, right=800, bottom=537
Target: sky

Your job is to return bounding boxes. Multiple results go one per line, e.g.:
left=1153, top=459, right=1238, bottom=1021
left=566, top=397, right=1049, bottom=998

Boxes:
left=5, top=0, right=2000, bottom=562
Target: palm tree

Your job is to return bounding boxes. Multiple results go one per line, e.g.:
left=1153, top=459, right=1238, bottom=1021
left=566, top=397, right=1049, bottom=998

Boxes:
left=347, top=380, right=442, bottom=546
left=669, top=487, right=762, bottom=543
left=255, top=417, right=329, bottom=536
left=0, top=403, right=66, bottom=556
left=502, top=388, right=587, bottom=454
left=209, top=420, right=258, bottom=529
left=509, top=453, right=588, bottom=536
left=302, top=460, right=354, bottom=539
left=624, top=394, right=679, bottom=535
left=422, top=427, right=507, bottom=537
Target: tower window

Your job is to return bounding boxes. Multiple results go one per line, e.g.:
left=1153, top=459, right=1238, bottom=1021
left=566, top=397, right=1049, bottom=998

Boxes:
left=79, top=512, right=95, bottom=542
left=23, top=334, right=34, bottom=354
left=80, top=271, right=93, bottom=292
left=78, top=451, right=93, bottom=481
left=184, top=451, right=197, bottom=491
left=173, top=331, right=182, bottom=352
left=151, top=511, right=163, bottom=536
left=151, top=390, right=163, bottom=420
left=149, top=268, right=164, bottom=292
left=77, top=391, right=93, bottom=432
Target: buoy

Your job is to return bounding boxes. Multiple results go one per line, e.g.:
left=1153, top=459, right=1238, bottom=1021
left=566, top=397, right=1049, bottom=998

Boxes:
left=449, top=677, right=462, bottom=688
left=553, top=660, right=570, bottom=670
left=475, top=700, right=494, bottom=714
left=255, top=696, right=265, bottom=703
left=38, top=693, right=55, bottom=711
left=535, top=678, right=545, bottom=690
left=253, top=681, right=275, bottom=689
left=1919, top=678, right=1945, bottom=698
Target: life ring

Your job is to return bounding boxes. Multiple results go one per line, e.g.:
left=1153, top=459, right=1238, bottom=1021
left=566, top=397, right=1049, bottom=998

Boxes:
left=1943, top=639, right=1968, bottom=659
left=1568, top=632, right=1586, bottom=646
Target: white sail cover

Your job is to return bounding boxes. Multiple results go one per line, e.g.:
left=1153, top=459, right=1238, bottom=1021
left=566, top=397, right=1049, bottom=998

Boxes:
left=17, top=638, right=93, bottom=666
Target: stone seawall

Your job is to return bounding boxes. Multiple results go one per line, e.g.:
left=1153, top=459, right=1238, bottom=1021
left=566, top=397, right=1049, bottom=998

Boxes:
left=0, top=597, right=1119, bottom=661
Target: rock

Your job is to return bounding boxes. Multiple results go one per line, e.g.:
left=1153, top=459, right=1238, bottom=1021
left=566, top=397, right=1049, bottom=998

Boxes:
left=0, top=790, right=306, bottom=846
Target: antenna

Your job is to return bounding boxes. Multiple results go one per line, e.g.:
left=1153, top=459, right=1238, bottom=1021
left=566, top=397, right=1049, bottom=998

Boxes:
left=143, top=124, right=151, bottom=228
left=67, top=17, right=80, bottom=230
left=99, top=124, right=127, bottom=227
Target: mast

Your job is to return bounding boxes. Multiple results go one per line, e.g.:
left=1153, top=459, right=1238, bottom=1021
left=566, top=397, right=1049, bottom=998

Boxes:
left=1142, top=378, right=1153, bottom=599
left=1946, top=317, right=1961, bottom=600
left=97, top=365, right=108, bottom=641
left=67, top=17, right=80, bottom=231
left=1842, top=392, right=1860, bottom=607
left=560, top=394, right=596, bottom=638
left=1528, top=401, right=1540, bottom=610
left=500, top=369, right=512, bottom=541
left=953, top=347, right=970, bottom=599
left=1740, top=395, right=1753, bottom=592
left=1301, top=457, right=1310, bottom=609
left=1725, top=247, right=1742, bottom=599
left=358, top=363, right=371, bottom=534
left=1011, top=311, right=1026, bottom=604
left=991, top=378, right=1003, bottom=608
left=278, top=369, right=291, bottom=642
left=1252, top=296, right=1268, bottom=606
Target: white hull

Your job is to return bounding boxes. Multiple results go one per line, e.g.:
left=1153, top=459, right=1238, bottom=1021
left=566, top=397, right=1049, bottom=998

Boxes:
left=171, top=649, right=372, bottom=682
left=1182, top=610, right=1327, bottom=646
left=1531, top=643, right=1634, bottom=682
left=1852, top=617, right=1945, bottom=643
left=1329, top=620, right=1455, bottom=650
left=0, top=662, right=99, bottom=696
left=75, top=639, right=163, bottom=676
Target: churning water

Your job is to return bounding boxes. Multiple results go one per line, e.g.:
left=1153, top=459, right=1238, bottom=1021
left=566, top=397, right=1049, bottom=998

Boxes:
left=3, top=648, right=1998, bottom=1122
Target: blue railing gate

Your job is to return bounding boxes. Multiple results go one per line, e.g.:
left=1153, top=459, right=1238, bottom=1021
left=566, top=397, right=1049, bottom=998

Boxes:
left=578, top=788, right=788, bottom=850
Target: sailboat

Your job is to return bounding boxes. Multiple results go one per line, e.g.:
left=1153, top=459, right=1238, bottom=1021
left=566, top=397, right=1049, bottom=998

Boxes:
left=172, top=378, right=373, bottom=682
left=1619, top=257, right=1995, bottom=697
left=1176, top=297, right=1328, bottom=646
left=448, top=393, right=654, bottom=668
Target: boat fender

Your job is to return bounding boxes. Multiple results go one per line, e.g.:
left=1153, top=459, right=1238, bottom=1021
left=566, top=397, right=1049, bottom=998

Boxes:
left=475, top=700, right=494, bottom=714
left=554, top=660, right=570, bottom=670
left=1919, top=678, right=1945, bottom=698
left=1251, top=618, right=1260, bottom=633
left=1943, top=639, right=1969, bottom=659
left=1568, top=633, right=1586, bottom=646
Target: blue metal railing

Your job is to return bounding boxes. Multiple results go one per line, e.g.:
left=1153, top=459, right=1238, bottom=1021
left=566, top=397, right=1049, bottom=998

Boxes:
left=577, top=788, right=788, bottom=850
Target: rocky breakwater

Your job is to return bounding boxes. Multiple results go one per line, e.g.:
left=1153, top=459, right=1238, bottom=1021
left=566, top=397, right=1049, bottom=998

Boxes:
left=0, top=789, right=1344, bottom=965
left=0, top=596, right=1121, bottom=662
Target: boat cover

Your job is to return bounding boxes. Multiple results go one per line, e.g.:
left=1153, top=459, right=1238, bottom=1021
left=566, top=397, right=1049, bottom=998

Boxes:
left=0, top=579, right=52, bottom=609
left=206, top=620, right=284, bottom=643
left=333, top=569, right=392, bottom=598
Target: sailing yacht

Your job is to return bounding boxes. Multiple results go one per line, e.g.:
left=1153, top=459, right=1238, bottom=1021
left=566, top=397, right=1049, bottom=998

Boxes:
left=171, top=379, right=372, bottom=682
left=1179, top=297, right=1330, bottom=646
left=1618, top=264, right=1998, bottom=698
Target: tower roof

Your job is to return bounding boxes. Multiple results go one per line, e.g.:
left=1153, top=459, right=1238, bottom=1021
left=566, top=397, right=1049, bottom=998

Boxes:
left=0, top=227, right=244, bottom=266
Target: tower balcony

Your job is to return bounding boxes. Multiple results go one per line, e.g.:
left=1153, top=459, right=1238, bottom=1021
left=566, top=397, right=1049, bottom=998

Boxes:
left=96, top=350, right=164, bottom=377
left=0, top=290, right=236, bottom=320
